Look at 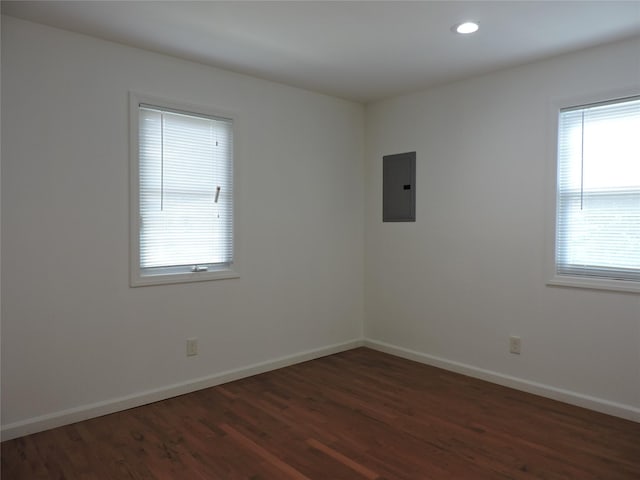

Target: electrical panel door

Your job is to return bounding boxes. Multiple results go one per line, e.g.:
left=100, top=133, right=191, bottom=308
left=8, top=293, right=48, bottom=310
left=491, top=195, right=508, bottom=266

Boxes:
left=383, top=151, right=416, bottom=222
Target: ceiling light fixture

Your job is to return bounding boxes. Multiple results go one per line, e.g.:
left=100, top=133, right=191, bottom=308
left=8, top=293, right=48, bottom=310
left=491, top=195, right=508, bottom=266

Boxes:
left=453, top=22, right=479, bottom=34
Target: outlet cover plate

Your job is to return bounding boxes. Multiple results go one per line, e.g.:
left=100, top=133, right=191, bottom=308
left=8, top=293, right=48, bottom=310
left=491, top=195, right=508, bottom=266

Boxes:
left=186, top=338, right=198, bottom=356
left=509, top=336, right=521, bottom=355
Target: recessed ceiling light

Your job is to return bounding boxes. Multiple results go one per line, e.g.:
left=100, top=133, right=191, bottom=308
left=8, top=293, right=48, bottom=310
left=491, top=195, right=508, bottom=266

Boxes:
left=453, top=22, right=479, bottom=35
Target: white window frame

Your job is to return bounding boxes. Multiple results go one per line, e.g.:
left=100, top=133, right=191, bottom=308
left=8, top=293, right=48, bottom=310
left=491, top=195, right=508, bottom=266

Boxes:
left=129, top=92, right=239, bottom=287
left=546, top=88, right=640, bottom=294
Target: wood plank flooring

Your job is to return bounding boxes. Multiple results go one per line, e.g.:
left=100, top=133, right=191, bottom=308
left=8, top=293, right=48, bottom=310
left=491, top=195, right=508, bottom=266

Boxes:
left=2, top=347, right=639, bottom=479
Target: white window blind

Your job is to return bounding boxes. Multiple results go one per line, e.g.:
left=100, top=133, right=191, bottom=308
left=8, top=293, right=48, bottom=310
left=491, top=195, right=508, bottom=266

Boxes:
left=556, top=96, right=640, bottom=283
left=137, top=104, right=233, bottom=278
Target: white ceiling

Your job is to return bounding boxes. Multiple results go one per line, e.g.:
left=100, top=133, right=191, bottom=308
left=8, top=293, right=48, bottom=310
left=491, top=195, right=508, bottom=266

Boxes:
left=3, top=1, right=640, bottom=103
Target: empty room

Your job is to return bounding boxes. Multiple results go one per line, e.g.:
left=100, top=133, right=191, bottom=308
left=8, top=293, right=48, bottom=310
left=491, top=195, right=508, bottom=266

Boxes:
left=1, top=1, right=639, bottom=479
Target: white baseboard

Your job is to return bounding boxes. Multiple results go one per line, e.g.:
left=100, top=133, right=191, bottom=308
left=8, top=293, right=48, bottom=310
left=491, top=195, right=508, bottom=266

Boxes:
left=364, top=338, right=640, bottom=423
left=1, top=338, right=365, bottom=441
left=4, top=337, right=636, bottom=441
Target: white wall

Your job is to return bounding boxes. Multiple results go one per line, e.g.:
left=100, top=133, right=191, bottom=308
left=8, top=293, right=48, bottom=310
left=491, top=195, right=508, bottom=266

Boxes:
left=2, top=14, right=639, bottom=439
left=365, top=36, right=640, bottom=419
left=1, top=16, right=364, bottom=435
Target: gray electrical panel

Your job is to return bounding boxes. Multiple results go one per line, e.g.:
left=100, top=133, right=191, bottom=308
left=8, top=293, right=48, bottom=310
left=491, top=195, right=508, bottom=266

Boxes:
left=383, top=151, right=416, bottom=222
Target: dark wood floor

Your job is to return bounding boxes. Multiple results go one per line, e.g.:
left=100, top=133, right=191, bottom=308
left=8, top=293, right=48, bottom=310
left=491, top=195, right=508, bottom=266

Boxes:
left=2, top=348, right=639, bottom=479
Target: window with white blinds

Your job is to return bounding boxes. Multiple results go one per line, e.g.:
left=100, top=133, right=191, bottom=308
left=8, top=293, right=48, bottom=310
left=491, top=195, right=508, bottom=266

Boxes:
left=131, top=95, right=236, bottom=285
left=556, top=95, right=640, bottom=286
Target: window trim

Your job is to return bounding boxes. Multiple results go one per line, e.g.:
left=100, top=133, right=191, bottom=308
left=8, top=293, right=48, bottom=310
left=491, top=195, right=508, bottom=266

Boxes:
left=129, top=92, right=239, bottom=287
left=546, top=87, right=640, bottom=294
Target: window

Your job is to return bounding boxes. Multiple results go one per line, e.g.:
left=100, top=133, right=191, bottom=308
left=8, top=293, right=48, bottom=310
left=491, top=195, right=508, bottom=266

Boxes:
left=130, top=93, right=237, bottom=286
left=552, top=95, right=640, bottom=292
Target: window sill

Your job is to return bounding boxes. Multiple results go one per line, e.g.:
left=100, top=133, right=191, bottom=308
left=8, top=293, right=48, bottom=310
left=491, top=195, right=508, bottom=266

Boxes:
left=131, top=269, right=239, bottom=287
left=547, top=275, right=640, bottom=294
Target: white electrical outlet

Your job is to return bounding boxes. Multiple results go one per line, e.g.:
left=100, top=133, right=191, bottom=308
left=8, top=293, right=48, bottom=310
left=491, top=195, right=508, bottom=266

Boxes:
left=509, top=336, right=521, bottom=355
left=186, top=338, right=198, bottom=357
